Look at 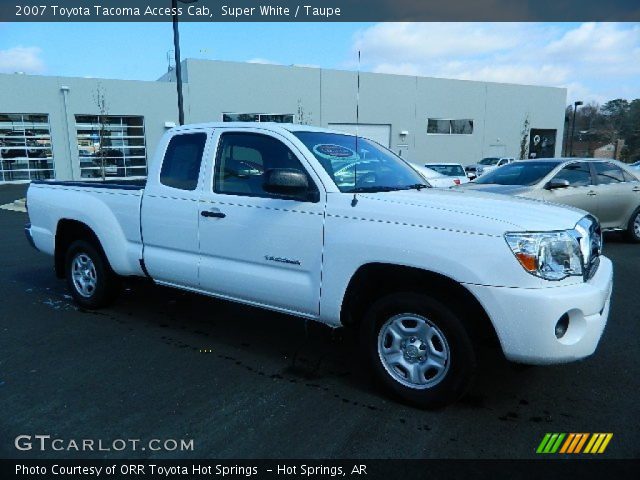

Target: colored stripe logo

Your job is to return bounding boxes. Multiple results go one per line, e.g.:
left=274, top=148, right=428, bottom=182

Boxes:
left=537, top=433, right=613, bottom=454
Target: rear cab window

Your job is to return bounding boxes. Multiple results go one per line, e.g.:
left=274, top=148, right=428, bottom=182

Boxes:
left=160, top=132, right=208, bottom=191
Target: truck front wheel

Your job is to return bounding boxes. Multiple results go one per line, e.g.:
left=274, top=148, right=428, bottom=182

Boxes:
left=361, top=292, right=476, bottom=409
left=65, top=240, right=119, bottom=309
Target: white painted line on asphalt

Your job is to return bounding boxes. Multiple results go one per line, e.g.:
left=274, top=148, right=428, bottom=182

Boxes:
left=0, top=199, right=26, bottom=212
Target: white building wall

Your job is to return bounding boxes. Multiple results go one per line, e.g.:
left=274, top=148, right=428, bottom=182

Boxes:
left=1, top=59, right=567, bottom=182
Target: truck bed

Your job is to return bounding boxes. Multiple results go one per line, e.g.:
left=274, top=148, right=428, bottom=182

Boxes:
left=27, top=179, right=146, bottom=277
left=32, top=178, right=146, bottom=190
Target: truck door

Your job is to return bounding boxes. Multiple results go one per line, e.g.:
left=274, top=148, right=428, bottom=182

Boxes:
left=198, top=128, right=325, bottom=317
left=140, top=130, right=210, bottom=288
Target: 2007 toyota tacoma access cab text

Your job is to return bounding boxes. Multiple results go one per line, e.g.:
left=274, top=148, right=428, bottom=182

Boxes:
left=25, top=123, right=613, bottom=408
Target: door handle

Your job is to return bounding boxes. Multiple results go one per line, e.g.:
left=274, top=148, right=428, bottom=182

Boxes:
left=201, top=210, right=226, bottom=218
left=633, top=187, right=640, bottom=192
left=587, top=191, right=597, bottom=196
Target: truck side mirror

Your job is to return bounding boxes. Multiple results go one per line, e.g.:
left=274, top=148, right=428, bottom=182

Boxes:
left=545, top=179, right=570, bottom=190
left=263, top=168, right=312, bottom=199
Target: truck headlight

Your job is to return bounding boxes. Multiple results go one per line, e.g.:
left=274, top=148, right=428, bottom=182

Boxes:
left=505, top=231, right=583, bottom=281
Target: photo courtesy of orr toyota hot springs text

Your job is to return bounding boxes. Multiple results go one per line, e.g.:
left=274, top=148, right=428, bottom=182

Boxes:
left=0, top=1, right=639, bottom=479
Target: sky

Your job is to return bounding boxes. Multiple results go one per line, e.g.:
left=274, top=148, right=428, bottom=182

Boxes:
left=1, top=22, right=639, bottom=105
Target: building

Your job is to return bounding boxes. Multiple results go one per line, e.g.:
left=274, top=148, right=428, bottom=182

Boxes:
left=0, top=59, right=566, bottom=183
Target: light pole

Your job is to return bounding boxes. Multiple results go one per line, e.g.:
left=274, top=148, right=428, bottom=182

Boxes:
left=172, top=0, right=197, bottom=125
left=569, top=100, right=583, bottom=157
left=562, top=114, right=570, bottom=157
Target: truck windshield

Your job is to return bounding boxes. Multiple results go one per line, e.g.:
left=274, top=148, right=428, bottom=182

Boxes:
left=479, top=157, right=500, bottom=166
left=293, top=131, right=426, bottom=193
left=428, top=164, right=466, bottom=177
left=474, top=161, right=561, bottom=186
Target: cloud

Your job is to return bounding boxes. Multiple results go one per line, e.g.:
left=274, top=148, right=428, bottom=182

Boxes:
left=0, top=46, right=45, bottom=74
left=351, top=23, right=640, bottom=103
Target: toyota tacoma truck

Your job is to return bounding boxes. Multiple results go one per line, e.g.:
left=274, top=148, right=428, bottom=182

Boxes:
left=25, top=123, right=613, bottom=408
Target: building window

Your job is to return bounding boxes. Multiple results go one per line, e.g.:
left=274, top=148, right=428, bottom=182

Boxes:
left=222, top=113, right=295, bottom=123
left=75, top=115, right=147, bottom=179
left=427, top=118, right=474, bottom=135
left=0, top=113, right=54, bottom=182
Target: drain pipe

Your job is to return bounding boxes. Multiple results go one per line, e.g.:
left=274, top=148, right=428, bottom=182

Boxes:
left=60, top=85, right=76, bottom=179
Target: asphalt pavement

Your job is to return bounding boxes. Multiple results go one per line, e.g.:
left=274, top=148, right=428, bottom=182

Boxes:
left=0, top=184, right=639, bottom=459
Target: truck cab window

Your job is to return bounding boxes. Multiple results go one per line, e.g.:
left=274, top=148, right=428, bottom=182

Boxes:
left=160, top=133, right=207, bottom=191
left=214, top=132, right=315, bottom=198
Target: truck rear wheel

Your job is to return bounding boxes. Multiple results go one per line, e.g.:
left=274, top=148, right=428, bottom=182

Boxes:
left=65, top=240, right=119, bottom=309
left=361, top=292, right=476, bottom=409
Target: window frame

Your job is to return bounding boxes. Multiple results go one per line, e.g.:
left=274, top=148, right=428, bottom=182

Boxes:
left=552, top=161, right=595, bottom=188
left=212, top=131, right=319, bottom=203
left=221, top=112, right=295, bottom=124
left=74, top=114, right=148, bottom=179
left=426, top=118, right=474, bottom=135
left=0, top=112, right=55, bottom=182
left=159, top=131, right=208, bottom=192
left=593, top=161, right=630, bottom=186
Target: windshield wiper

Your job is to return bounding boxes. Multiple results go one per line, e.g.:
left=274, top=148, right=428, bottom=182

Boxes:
left=347, top=186, right=405, bottom=193
left=403, top=183, right=430, bottom=191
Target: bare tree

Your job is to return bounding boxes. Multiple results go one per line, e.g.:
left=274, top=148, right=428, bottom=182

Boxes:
left=519, top=114, right=530, bottom=159
left=92, top=83, right=109, bottom=180
left=296, top=98, right=313, bottom=125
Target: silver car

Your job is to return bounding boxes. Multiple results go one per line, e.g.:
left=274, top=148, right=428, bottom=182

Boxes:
left=460, top=158, right=640, bottom=242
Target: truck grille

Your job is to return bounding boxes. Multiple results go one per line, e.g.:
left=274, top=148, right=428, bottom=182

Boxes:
left=575, top=215, right=602, bottom=281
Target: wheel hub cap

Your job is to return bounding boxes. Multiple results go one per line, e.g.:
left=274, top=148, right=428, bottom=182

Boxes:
left=71, top=253, right=97, bottom=298
left=378, top=313, right=451, bottom=390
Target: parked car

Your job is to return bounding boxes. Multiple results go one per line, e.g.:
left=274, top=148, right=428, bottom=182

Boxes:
left=408, top=163, right=459, bottom=188
left=26, top=124, right=612, bottom=408
left=424, top=163, right=470, bottom=185
left=461, top=158, right=640, bottom=242
left=465, top=157, right=515, bottom=179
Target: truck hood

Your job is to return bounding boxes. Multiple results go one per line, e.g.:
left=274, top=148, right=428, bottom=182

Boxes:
left=349, top=188, right=587, bottom=237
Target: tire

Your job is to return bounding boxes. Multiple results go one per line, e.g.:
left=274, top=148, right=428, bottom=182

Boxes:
left=64, top=239, right=120, bottom=309
left=625, top=208, right=640, bottom=243
left=361, top=292, right=476, bottom=409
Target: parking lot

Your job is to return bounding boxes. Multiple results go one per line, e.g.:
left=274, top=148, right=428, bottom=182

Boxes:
left=0, top=183, right=639, bottom=460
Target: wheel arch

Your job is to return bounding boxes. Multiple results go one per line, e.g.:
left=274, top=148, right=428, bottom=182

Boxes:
left=54, top=219, right=111, bottom=278
left=340, top=262, right=500, bottom=346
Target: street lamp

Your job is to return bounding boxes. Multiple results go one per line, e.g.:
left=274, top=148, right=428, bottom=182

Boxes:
left=172, top=0, right=198, bottom=125
left=569, top=100, right=583, bottom=157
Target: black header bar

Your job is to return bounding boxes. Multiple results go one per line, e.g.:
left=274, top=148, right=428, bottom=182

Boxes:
left=1, top=0, right=639, bottom=22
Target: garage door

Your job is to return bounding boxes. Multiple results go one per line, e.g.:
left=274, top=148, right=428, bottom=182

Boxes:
left=328, top=123, right=391, bottom=148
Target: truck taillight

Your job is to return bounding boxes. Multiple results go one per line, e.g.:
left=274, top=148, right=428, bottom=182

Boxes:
left=454, top=179, right=461, bottom=185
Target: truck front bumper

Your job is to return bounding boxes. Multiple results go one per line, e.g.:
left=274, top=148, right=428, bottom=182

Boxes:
left=464, top=256, right=613, bottom=364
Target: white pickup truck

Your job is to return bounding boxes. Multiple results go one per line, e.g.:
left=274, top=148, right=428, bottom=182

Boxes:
left=25, top=123, right=613, bottom=408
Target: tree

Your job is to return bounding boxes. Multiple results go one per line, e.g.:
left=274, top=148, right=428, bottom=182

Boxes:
left=296, top=98, right=313, bottom=125
left=519, top=114, right=530, bottom=159
left=601, top=98, right=630, bottom=142
left=92, top=83, right=110, bottom=181
left=621, top=99, right=640, bottom=161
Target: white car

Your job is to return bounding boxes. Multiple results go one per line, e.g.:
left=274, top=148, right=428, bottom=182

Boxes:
left=466, top=157, right=516, bottom=178
left=26, top=123, right=612, bottom=408
left=424, top=163, right=470, bottom=185
left=408, top=163, right=459, bottom=188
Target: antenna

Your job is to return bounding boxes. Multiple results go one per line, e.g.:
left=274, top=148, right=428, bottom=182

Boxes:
left=351, top=50, right=361, bottom=208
